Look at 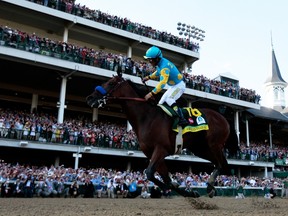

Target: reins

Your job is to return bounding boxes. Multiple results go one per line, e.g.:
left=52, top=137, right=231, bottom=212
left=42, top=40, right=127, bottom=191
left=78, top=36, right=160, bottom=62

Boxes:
left=106, top=96, right=146, bottom=102
left=105, top=78, right=147, bottom=102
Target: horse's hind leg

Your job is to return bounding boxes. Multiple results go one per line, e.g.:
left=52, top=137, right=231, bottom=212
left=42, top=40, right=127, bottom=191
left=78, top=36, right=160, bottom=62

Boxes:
left=207, top=153, right=228, bottom=198
left=207, top=168, right=220, bottom=198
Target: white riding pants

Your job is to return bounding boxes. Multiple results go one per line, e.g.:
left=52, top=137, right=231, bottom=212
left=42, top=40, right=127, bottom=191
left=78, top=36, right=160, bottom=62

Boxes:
left=158, top=80, right=186, bottom=106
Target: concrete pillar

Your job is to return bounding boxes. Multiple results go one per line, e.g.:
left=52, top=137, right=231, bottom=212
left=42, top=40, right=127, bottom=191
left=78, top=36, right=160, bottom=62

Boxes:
left=188, top=166, right=192, bottom=173
left=237, top=167, right=241, bottom=179
left=264, top=167, right=268, bottom=178
left=54, top=156, right=60, bottom=167
left=127, top=46, right=132, bottom=58
left=57, top=77, right=67, bottom=124
left=126, top=161, right=131, bottom=171
left=246, top=119, right=250, bottom=147
left=31, top=93, right=38, bottom=113
left=183, top=62, right=188, bottom=73
left=92, top=108, right=98, bottom=122
left=269, top=123, right=273, bottom=148
left=63, top=27, right=69, bottom=43
left=234, top=111, right=240, bottom=144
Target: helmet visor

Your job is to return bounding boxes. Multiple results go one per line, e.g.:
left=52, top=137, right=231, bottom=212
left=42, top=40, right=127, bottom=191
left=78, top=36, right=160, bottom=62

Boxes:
left=143, top=55, right=150, bottom=59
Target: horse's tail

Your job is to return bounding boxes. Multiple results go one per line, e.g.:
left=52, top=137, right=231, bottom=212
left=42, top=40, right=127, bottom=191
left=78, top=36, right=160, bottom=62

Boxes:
left=220, top=122, right=239, bottom=176
left=225, top=122, right=240, bottom=158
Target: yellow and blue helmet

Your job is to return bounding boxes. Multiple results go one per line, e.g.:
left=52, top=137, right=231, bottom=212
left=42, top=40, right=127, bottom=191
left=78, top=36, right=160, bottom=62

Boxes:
left=143, top=46, right=162, bottom=59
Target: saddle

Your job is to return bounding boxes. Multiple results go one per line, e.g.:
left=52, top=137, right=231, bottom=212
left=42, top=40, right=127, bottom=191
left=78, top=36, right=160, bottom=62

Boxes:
left=158, top=104, right=209, bottom=134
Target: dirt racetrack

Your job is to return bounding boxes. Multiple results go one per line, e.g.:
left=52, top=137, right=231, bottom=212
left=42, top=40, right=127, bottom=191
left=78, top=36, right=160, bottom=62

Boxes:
left=0, top=196, right=287, bottom=216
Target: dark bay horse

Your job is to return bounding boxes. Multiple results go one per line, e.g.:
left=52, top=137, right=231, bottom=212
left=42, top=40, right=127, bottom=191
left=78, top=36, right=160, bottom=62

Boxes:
left=86, top=72, right=239, bottom=198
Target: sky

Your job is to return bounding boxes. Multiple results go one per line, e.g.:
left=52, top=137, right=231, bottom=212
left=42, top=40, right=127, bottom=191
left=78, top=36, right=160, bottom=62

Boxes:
left=75, top=0, right=288, bottom=106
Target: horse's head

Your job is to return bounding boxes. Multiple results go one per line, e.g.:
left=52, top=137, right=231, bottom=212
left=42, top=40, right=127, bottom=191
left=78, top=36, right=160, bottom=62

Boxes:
left=86, top=72, right=125, bottom=108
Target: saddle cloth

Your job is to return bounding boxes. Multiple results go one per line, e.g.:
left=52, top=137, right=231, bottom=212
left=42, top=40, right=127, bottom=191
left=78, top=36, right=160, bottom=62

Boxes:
left=158, top=104, right=209, bottom=134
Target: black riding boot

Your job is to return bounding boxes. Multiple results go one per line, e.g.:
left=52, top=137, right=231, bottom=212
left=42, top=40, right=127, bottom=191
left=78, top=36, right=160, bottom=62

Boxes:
left=172, top=104, right=188, bottom=126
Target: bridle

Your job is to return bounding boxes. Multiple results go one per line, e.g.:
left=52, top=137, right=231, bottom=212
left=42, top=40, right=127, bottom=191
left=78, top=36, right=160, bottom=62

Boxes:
left=92, top=76, right=146, bottom=108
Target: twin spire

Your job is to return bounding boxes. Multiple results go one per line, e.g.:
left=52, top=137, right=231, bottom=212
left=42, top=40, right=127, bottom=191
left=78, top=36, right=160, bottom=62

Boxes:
left=265, top=31, right=287, bottom=84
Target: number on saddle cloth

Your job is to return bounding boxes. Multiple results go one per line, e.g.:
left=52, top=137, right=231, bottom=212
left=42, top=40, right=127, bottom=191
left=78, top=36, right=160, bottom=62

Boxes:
left=183, top=108, right=209, bottom=134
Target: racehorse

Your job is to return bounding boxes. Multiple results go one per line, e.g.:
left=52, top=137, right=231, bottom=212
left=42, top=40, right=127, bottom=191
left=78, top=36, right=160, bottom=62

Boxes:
left=86, top=71, right=239, bottom=198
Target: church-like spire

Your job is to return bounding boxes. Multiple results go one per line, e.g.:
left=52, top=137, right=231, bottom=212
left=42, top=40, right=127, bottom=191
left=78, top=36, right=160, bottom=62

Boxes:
left=263, top=32, right=287, bottom=111
left=264, top=33, right=287, bottom=84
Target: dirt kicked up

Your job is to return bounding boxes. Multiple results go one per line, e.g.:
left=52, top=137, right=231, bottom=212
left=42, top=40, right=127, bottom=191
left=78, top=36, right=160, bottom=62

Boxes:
left=0, top=196, right=287, bottom=216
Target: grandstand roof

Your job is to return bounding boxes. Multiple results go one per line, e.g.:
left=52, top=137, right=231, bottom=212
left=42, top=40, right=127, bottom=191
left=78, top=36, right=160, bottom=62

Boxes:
left=247, top=106, right=288, bottom=122
left=218, top=72, right=239, bottom=81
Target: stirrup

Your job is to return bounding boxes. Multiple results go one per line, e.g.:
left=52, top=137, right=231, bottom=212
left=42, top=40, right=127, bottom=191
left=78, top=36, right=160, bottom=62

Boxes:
left=174, top=106, right=188, bottom=126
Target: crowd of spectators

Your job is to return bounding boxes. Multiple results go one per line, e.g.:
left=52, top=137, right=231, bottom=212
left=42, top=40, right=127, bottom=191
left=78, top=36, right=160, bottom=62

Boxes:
left=0, top=107, right=287, bottom=165
left=27, top=0, right=200, bottom=52
left=235, top=141, right=288, bottom=164
left=0, top=108, right=139, bottom=151
left=0, top=24, right=154, bottom=78
left=0, top=24, right=261, bottom=104
left=1, top=0, right=261, bottom=104
left=184, top=74, right=261, bottom=103
left=0, top=160, right=287, bottom=198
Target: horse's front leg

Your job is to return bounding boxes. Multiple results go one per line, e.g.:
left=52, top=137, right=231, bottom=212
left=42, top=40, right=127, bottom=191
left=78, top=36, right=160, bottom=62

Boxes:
left=145, top=152, right=171, bottom=193
left=155, top=161, right=175, bottom=196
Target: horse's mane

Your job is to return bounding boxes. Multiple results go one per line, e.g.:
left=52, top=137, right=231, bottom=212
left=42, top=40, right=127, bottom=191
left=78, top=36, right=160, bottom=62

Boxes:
left=126, top=79, right=148, bottom=98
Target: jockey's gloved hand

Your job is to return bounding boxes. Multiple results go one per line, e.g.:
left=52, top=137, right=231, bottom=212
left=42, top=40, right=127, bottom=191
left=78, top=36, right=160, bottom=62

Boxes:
left=142, top=76, right=149, bottom=83
left=144, top=92, right=156, bottom=101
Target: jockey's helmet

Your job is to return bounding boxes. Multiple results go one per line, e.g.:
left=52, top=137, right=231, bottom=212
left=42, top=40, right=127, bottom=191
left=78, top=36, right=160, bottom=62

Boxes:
left=143, top=46, right=162, bottom=59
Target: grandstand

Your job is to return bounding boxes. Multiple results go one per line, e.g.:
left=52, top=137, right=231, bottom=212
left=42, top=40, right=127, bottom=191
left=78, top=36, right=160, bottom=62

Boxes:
left=0, top=0, right=287, bottom=179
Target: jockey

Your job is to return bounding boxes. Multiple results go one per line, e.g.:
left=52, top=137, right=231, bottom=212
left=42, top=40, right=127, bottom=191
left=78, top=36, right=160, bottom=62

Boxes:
left=142, top=46, right=188, bottom=126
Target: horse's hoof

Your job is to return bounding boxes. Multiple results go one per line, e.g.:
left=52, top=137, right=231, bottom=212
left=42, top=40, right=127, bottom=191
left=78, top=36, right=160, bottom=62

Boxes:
left=193, top=191, right=200, bottom=198
left=207, top=183, right=216, bottom=198
left=208, top=189, right=215, bottom=198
